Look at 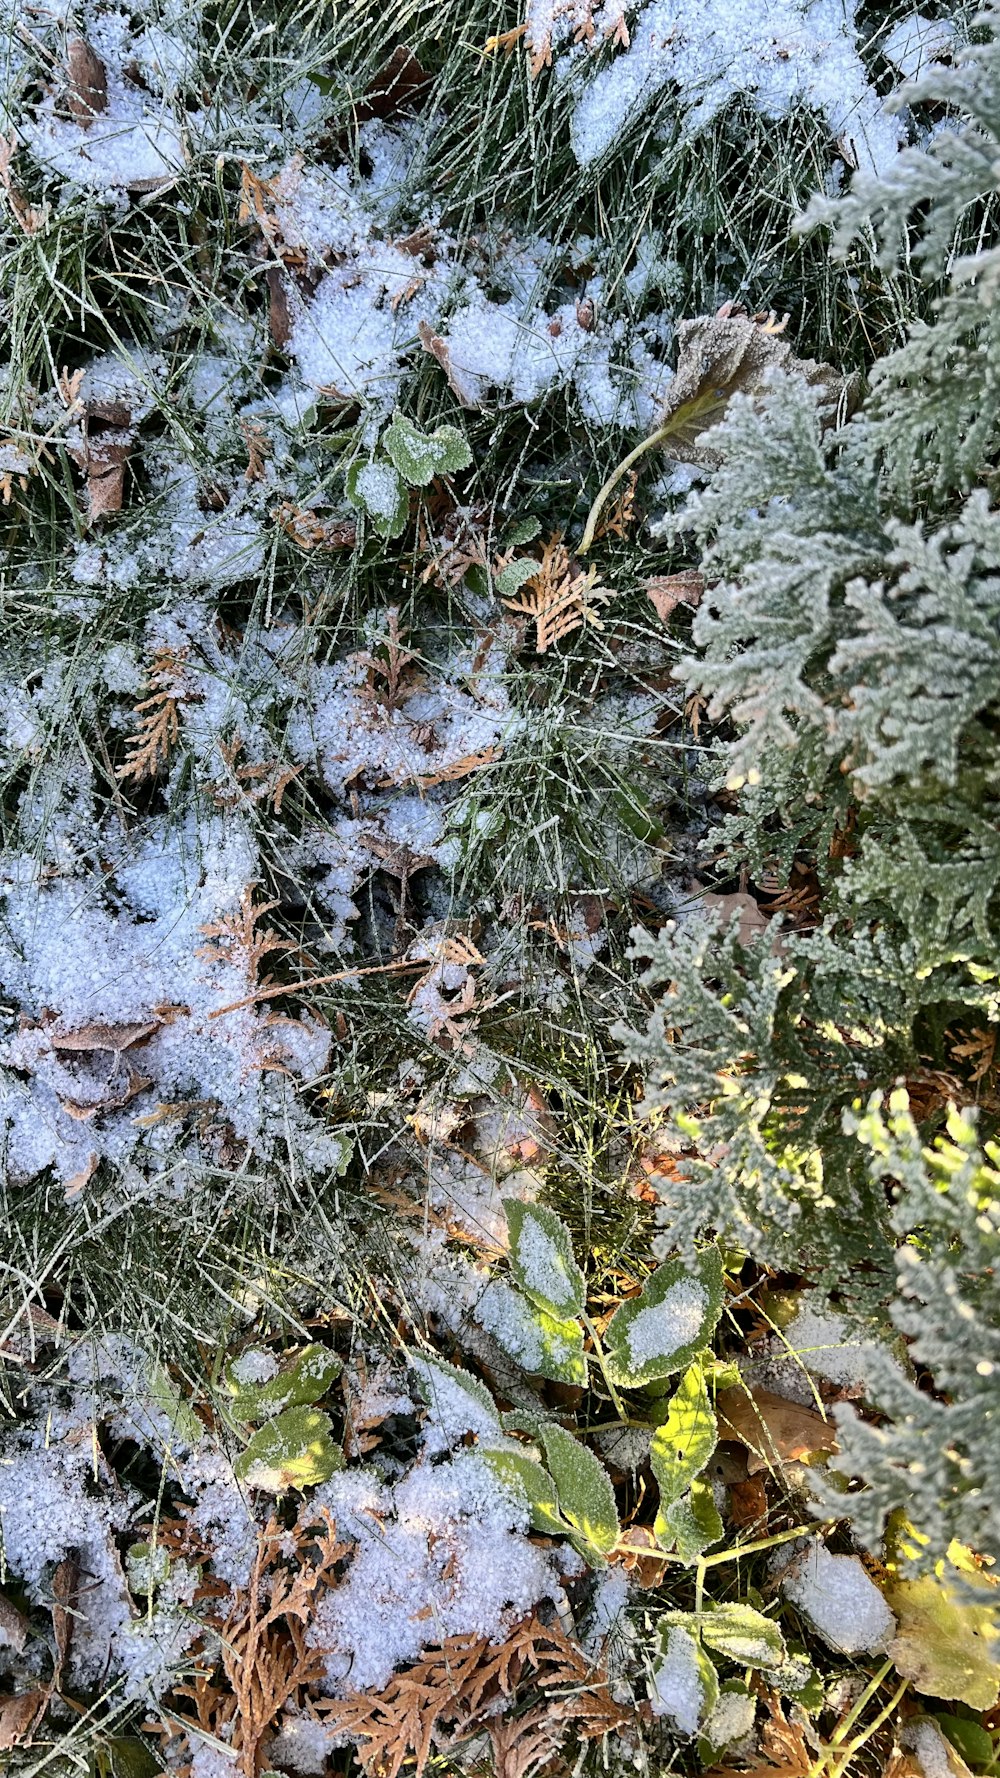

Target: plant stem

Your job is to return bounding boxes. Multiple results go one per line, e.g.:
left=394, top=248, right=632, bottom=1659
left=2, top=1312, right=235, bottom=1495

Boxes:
left=807, top=1663, right=906, bottom=1778
left=580, top=1309, right=627, bottom=1420
left=578, top=422, right=673, bottom=553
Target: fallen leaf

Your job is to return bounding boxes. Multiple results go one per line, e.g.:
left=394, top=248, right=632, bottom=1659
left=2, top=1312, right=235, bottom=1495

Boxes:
left=356, top=45, right=431, bottom=122
left=63, top=1152, right=99, bottom=1201
left=50, top=1556, right=78, bottom=1689
left=66, top=36, right=107, bottom=125
left=51, top=1020, right=160, bottom=1053
left=0, top=1593, right=29, bottom=1654
left=266, top=266, right=291, bottom=347
left=645, top=571, right=705, bottom=624
left=886, top=1568, right=1000, bottom=1710
left=729, top=1476, right=769, bottom=1527
left=700, top=890, right=771, bottom=949
left=418, top=319, right=481, bottom=410
left=716, top=1387, right=838, bottom=1475
left=0, top=1690, right=46, bottom=1750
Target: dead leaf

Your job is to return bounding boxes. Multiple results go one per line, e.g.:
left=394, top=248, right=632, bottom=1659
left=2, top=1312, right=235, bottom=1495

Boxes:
left=0, top=1594, right=30, bottom=1654
left=0, top=1690, right=47, bottom=1750
left=700, top=890, right=770, bottom=948
left=645, top=571, right=705, bottom=624
left=66, top=36, right=107, bottom=125
left=502, top=533, right=613, bottom=653
left=63, top=1152, right=99, bottom=1201
left=266, top=266, right=291, bottom=347
left=51, top=1020, right=160, bottom=1053
left=729, top=1475, right=769, bottom=1528
left=50, top=1556, right=77, bottom=1689
left=716, top=1386, right=838, bottom=1475
left=709, top=1688, right=813, bottom=1777
left=356, top=46, right=431, bottom=122
left=418, top=319, right=481, bottom=411
left=655, top=307, right=843, bottom=470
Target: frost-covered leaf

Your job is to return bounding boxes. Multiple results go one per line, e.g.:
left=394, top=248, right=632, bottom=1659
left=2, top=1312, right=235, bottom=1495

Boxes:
left=657, top=1475, right=724, bottom=1563
left=650, top=1622, right=720, bottom=1735
left=382, top=411, right=472, bottom=485
left=650, top=1359, right=717, bottom=1508
left=698, top=1603, right=786, bottom=1668
left=497, top=557, right=539, bottom=599
left=538, top=1423, right=619, bottom=1564
left=147, top=1361, right=203, bottom=1446
left=504, top=1198, right=585, bottom=1320
left=224, top=1343, right=341, bottom=1424
left=478, top=1447, right=565, bottom=1537
left=414, top=1353, right=498, bottom=1422
left=476, top=1279, right=589, bottom=1385
left=234, top=1406, right=345, bottom=1491
left=345, top=457, right=409, bottom=537
left=887, top=1566, right=1000, bottom=1709
left=605, top=1249, right=724, bottom=1386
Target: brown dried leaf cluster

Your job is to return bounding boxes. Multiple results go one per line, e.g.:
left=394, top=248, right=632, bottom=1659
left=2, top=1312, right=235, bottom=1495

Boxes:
left=503, top=533, right=613, bottom=653
left=314, top=1611, right=630, bottom=1778
left=118, top=649, right=188, bottom=784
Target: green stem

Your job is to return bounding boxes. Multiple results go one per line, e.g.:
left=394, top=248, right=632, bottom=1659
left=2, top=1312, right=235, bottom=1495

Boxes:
left=700, top=1520, right=826, bottom=1567
left=806, top=1660, right=902, bottom=1778
left=578, top=422, right=673, bottom=554
left=580, top=1309, right=627, bottom=1420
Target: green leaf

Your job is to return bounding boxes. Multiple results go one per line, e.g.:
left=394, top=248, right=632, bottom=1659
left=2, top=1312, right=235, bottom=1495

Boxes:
left=345, top=457, right=409, bottom=537
left=605, top=1248, right=725, bottom=1386
left=936, top=1714, right=996, bottom=1770
left=656, top=1475, right=724, bottom=1563
left=496, top=557, right=538, bottom=599
left=504, top=1199, right=586, bottom=1320
left=698, top=1603, right=786, bottom=1669
left=234, top=1406, right=345, bottom=1492
left=652, top=1622, right=720, bottom=1735
left=146, top=1361, right=203, bottom=1447
left=414, top=1354, right=499, bottom=1424
left=224, top=1343, right=341, bottom=1424
left=887, top=1567, right=1000, bottom=1710
left=479, top=1448, right=565, bottom=1538
left=650, top=1360, right=717, bottom=1509
left=382, top=411, right=472, bottom=485
left=501, top=516, right=542, bottom=548
left=481, top=1282, right=589, bottom=1386
left=538, top=1424, right=619, bottom=1564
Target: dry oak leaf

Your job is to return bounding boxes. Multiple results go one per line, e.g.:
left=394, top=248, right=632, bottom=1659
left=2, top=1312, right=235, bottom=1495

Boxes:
left=418, top=318, right=481, bottom=410
left=0, top=1690, right=48, bottom=1751
left=700, top=889, right=771, bottom=948
left=716, top=1386, right=838, bottom=1476
left=645, top=570, right=705, bottom=624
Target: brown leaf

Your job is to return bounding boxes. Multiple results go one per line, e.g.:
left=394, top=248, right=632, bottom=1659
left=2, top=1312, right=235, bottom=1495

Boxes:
left=66, top=36, right=107, bottom=125
left=717, top=1387, right=838, bottom=1476
left=656, top=307, right=844, bottom=470
left=0, top=1690, right=47, bottom=1750
left=418, top=319, right=481, bottom=411
left=645, top=571, right=705, bottom=624
left=63, top=1152, right=99, bottom=1201
left=729, top=1475, right=769, bottom=1528
left=50, top=1556, right=78, bottom=1689
left=356, top=46, right=431, bottom=122
left=0, top=1593, right=30, bottom=1654
left=700, top=890, right=770, bottom=948
left=266, top=266, right=291, bottom=347
left=51, top=1020, right=160, bottom=1053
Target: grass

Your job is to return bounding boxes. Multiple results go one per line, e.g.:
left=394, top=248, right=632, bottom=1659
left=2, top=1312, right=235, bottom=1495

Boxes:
left=0, top=0, right=988, bottom=1773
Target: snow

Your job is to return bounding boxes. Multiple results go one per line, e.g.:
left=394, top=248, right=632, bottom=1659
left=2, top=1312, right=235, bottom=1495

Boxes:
left=230, top=1348, right=280, bottom=1385
left=309, top=1452, right=560, bottom=1692
left=564, top=0, right=905, bottom=174
left=782, top=1298, right=897, bottom=1391
left=268, top=1712, right=341, bottom=1774
left=650, top=1626, right=705, bottom=1733
left=881, top=14, right=954, bottom=80
left=626, top=1277, right=707, bottom=1368
left=356, top=459, right=401, bottom=519
left=780, top=1540, right=896, bottom=1654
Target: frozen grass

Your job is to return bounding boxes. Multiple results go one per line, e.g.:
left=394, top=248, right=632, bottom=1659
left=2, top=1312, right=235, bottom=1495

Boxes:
left=0, top=0, right=981, bottom=1771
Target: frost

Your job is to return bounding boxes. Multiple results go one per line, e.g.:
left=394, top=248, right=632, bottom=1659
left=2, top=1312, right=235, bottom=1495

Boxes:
left=626, top=1278, right=707, bottom=1368
left=268, top=1712, right=341, bottom=1774
left=881, top=14, right=955, bottom=80
left=230, top=1348, right=280, bottom=1386
left=783, top=1297, right=900, bottom=1392
left=780, top=1540, right=896, bottom=1654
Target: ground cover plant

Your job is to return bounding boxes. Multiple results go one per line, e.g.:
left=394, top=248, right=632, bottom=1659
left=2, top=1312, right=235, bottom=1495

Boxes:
left=1, top=0, right=999, bottom=1775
